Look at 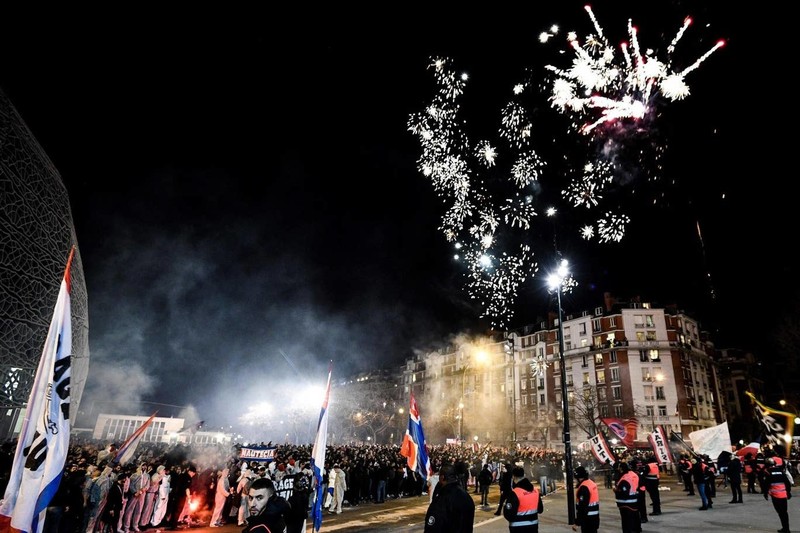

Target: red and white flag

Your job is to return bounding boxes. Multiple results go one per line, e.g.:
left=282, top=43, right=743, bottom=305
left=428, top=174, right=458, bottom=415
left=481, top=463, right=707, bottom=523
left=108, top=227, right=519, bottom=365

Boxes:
left=112, top=412, right=158, bottom=466
left=601, top=417, right=638, bottom=447
left=0, top=247, right=74, bottom=533
left=588, top=432, right=616, bottom=465
left=648, top=426, right=674, bottom=464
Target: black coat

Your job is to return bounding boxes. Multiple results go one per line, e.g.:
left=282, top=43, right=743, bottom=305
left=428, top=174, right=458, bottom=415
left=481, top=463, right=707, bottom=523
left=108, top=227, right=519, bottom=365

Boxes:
left=727, top=457, right=742, bottom=483
left=424, top=480, right=475, bottom=533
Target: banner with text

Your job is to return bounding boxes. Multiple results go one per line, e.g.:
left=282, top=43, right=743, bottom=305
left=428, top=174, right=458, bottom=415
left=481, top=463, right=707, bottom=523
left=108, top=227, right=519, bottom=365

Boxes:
left=648, top=425, right=674, bottom=464
left=588, top=433, right=616, bottom=466
left=239, top=446, right=277, bottom=462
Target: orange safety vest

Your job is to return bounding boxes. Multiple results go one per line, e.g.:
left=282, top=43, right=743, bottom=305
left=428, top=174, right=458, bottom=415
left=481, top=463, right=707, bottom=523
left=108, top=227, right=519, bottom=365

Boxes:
left=510, top=486, right=540, bottom=527
left=768, top=468, right=788, bottom=499
left=578, top=479, right=600, bottom=516
left=616, top=471, right=639, bottom=506
left=744, top=462, right=753, bottom=474
left=645, top=463, right=659, bottom=480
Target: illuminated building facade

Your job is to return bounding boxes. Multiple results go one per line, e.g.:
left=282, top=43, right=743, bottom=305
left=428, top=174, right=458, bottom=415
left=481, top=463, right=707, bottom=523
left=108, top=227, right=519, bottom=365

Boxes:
left=0, top=90, right=89, bottom=437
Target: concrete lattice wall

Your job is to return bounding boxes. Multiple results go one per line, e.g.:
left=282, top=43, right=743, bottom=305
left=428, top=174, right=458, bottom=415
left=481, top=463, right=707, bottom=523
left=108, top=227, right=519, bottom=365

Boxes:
left=0, top=89, right=89, bottom=432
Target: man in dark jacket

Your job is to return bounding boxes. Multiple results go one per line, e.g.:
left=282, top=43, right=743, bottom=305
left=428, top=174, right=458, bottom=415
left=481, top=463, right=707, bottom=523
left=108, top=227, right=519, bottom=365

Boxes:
left=244, top=477, right=290, bottom=533
left=572, top=466, right=599, bottom=533
left=478, top=464, right=493, bottom=508
left=494, top=463, right=513, bottom=516
left=727, top=454, right=743, bottom=503
left=424, top=463, right=475, bottom=533
left=503, top=466, right=543, bottom=532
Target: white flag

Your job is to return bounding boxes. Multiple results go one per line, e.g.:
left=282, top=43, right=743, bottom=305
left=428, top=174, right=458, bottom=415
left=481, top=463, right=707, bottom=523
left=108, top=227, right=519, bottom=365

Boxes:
left=689, top=421, right=731, bottom=459
left=0, top=247, right=73, bottom=533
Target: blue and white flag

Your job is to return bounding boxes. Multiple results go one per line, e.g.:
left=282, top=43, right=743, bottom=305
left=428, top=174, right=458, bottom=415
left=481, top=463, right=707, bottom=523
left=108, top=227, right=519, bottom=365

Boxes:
left=0, top=247, right=74, bottom=533
left=310, top=362, right=332, bottom=532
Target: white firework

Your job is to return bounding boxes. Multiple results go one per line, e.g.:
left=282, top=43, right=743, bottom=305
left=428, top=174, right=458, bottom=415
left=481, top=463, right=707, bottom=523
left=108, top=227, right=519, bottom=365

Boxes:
left=545, top=6, right=725, bottom=134
left=597, top=213, right=631, bottom=243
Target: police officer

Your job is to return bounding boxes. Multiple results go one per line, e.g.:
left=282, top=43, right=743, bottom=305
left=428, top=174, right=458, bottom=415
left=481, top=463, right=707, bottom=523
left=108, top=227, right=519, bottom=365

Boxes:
left=760, top=457, right=792, bottom=533
left=572, top=466, right=599, bottom=533
left=503, top=466, right=544, bottom=533
left=614, top=462, right=639, bottom=533
left=642, top=456, right=661, bottom=515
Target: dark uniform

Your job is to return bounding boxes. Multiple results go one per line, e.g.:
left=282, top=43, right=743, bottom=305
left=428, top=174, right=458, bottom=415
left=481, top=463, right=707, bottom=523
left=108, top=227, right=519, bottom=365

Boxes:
left=574, top=467, right=599, bottom=533
left=614, top=462, right=639, bottom=533
left=503, top=467, right=544, bottom=533
left=643, top=458, right=661, bottom=515
left=424, top=465, right=475, bottom=533
left=759, top=457, right=792, bottom=533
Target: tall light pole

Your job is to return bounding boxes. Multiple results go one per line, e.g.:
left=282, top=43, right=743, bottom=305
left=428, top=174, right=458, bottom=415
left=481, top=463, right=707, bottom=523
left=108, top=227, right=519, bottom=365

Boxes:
left=548, top=259, right=575, bottom=525
left=505, top=333, right=517, bottom=444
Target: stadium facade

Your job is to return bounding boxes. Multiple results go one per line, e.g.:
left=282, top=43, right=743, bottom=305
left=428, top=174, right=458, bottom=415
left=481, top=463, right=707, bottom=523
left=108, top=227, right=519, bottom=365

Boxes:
left=0, top=89, right=89, bottom=438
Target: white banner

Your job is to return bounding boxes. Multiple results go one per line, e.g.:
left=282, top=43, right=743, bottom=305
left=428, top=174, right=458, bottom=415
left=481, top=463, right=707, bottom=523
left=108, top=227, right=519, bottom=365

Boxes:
left=689, top=421, right=731, bottom=459
left=588, top=433, right=616, bottom=465
left=648, top=426, right=673, bottom=464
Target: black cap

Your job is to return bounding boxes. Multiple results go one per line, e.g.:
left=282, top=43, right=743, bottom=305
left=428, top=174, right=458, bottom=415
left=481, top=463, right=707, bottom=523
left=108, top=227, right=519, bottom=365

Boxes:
left=575, top=466, right=588, bottom=479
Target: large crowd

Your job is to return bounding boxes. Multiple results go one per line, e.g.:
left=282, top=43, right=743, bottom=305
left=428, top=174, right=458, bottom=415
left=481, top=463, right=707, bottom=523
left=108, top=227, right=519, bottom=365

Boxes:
left=0, top=437, right=592, bottom=533
left=1, top=437, right=798, bottom=533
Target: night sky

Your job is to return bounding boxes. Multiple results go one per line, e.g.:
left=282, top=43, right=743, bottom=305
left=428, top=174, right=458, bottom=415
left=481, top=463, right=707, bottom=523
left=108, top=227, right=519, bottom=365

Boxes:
left=0, top=2, right=792, bottom=431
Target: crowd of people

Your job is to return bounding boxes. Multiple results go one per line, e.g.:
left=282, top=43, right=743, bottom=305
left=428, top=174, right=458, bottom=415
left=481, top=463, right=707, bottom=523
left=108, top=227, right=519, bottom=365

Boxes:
left=0, top=438, right=588, bottom=533
left=0, top=437, right=798, bottom=533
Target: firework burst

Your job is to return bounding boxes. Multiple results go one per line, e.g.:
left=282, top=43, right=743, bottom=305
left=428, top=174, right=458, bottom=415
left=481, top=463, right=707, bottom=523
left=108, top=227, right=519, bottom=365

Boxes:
left=545, top=6, right=724, bottom=134
left=410, top=8, right=723, bottom=327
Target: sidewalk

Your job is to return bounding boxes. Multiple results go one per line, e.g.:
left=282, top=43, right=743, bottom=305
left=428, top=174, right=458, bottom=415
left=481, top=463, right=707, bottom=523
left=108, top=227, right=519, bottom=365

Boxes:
left=472, top=475, right=800, bottom=533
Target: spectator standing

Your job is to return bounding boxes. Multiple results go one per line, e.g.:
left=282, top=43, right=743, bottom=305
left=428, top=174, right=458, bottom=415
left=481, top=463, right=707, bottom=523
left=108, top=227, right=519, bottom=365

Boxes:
left=478, top=464, right=493, bottom=510
left=330, top=464, right=347, bottom=514
left=123, top=462, right=149, bottom=533
left=209, top=467, right=231, bottom=527
left=691, top=457, right=712, bottom=510
left=235, top=467, right=254, bottom=526
left=166, top=465, right=192, bottom=530
left=150, top=467, right=171, bottom=528
left=494, top=463, right=512, bottom=516
left=102, top=473, right=128, bottom=533
left=423, top=464, right=475, bottom=533
left=469, top=463, right=480, bottom=494
left=141, top=465, right=165, bottom=529
left=727, top=454, right=743, bottom=504
left=426, top=467, right=440, bottom=505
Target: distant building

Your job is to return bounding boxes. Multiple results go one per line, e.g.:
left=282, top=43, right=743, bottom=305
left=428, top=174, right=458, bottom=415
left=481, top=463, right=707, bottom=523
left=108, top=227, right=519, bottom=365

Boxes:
left=0, top=90, right=89, bottom=438
left=401, top=293, right=741, bottom=450
left=93, top=413, right=232, bottom=445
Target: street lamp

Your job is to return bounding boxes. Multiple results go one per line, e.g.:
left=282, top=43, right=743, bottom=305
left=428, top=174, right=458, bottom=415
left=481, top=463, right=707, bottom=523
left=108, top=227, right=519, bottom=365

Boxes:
left=779, top=400, right=800, bottom=425
left=505, top=333, right=517, bottom=444
left=547, top=258, right=576, bottom=525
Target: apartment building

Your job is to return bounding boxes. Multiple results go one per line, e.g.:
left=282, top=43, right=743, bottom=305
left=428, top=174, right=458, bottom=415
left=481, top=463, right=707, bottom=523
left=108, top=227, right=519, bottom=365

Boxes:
left=402, top=293, right=727, bottom=450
